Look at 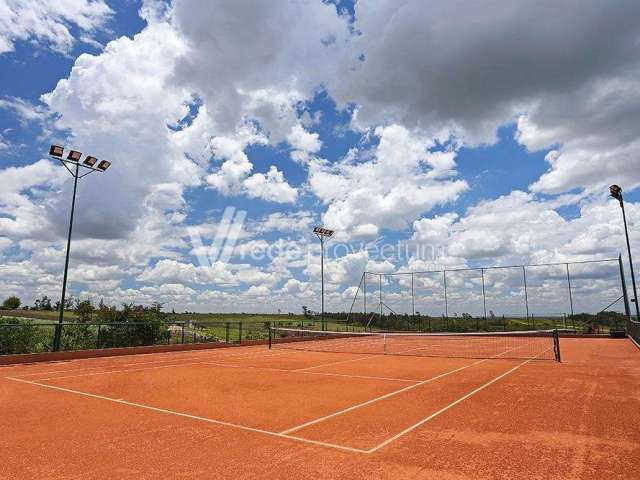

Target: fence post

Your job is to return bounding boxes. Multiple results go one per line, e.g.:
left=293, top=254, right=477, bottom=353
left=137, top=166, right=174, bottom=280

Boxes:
left=522, top=266, right=530, bottom=326
left=443, top=270, right=448, bottom=325
left=96, top=324, right=101, bottom=349
left=239, top=322, right=242, bottom=345
left=619, top=254, right=632, bottom=320
left=411, top=273, right=416, bottom=326
left=481, top=268, right=487, bottom=323
left=566, top=263, right=574, bottom=318
left=181, top=323, right=185, bottom=344
left=379, top=274, right=383, bottom=321
left=225, top=322, right=230, bottom=344
left=363, top=272, right=367, bottom=316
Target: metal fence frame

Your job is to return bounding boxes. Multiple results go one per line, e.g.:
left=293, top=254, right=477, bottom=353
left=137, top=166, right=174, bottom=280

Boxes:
left=348, top=256, right=630, bottom=330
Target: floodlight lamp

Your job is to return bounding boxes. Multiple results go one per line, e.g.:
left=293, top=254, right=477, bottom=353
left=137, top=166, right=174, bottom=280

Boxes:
left=49, top=145, right=64, bottom=157
left=97, top=160, right=111, bottom=171
left=83, top=156, right=98, bottom=167
left=313, top=226, right=334, bottom=237
left=67, top=150, right=82, bottom=162
left=609, top=184, right=622, bottom=201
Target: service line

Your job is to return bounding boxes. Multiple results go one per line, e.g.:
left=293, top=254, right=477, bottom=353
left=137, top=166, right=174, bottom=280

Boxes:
left=6, top=376, right=367, bottom=454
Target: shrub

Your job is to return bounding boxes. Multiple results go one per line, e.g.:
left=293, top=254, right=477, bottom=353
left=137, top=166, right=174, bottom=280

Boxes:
left=0, top=319, right=52, bottom=354
left=2, top=296, right=21, bottom=310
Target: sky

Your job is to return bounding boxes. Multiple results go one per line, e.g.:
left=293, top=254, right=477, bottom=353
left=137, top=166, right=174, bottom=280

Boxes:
left=1, top=0, right=639, bottom=316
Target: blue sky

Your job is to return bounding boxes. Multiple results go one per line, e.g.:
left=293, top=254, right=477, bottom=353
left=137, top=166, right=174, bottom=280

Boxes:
left=1, top=0, right=639, bottom=315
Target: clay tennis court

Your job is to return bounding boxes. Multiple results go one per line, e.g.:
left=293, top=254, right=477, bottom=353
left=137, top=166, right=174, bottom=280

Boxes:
left=1, top=333, right=639, bottom=479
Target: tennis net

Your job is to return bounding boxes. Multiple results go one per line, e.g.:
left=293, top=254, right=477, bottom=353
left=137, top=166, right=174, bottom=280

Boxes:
left=269, top=327, right=561, bottom=362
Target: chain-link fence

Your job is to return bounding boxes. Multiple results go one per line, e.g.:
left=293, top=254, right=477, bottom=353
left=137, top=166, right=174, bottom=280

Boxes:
left=348, top=257, right=630, bottom=333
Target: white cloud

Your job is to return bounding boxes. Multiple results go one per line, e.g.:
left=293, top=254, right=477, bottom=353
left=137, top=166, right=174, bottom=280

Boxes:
left=243, top=166, right=298, bottom=204
left=309, top=124, right=467, bottom=237
left=4, top=0, right=639, bottom=314
left=0, top=160, right=68, bottom=238
left=411, top=191, right=631, bottom=267
left=253, top=211, right=315, bottom=234
left=171, top=0, right=351, bottom=139
left=0, top=0, right=113, bottom=55
left=287, top=124, right=322, bottom=163
left=205, top=126, right=297, bottom=203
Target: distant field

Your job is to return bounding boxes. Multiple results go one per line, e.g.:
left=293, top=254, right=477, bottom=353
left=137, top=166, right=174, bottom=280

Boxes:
left=1, top=309, right=597, bottom=335
left=0, top=310, right=77, bottom=321
left=168, top=313, right=308, bottom=323
left=0, top=310, right=305, bottom=324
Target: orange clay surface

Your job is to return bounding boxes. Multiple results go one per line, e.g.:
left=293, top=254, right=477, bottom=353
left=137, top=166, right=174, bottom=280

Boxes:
left=1, top=338, right=638, bottom=479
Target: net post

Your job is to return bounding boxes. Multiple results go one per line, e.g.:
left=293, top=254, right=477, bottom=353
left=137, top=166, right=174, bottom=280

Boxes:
left=553, top=329, right=561, bottom=362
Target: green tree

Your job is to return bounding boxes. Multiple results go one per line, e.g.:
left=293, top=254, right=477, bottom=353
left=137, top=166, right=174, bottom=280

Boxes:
left=75, top=299, right=95, bottom=322
left=2, top=296, right=21, bottom=310
left=34, top=295, right=52, bottom=311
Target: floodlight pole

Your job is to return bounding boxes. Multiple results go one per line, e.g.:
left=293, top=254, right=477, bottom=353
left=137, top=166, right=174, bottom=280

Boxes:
left=53, top=162, right=79, bottom=351
left=610, top=185, right=640, bottom=321
left=313, top=227, right=334, bottom=331
left=50, top=145, right=110, bottom=351
left=320, top=235, right=325, bottom=331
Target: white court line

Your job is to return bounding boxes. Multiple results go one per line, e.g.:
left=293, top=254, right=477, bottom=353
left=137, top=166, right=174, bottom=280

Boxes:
left=22, top=349, right=299, bottom=382
left=7, top=345, right=281, bottom=379
left=294, top=355, right=378, bottom=372
left=3, top=340, right=272, bottom=374
left=279, top=342, right=536, bottom=435
left=19, top=348, right=350, bottom=383
left=5, top=347, right=557, bottom=455
left=366, top=351, right=550, bottom=453
left=3, top=346, right=242, bottom=376
left=279, top=357, right=494, bottom=435
left=199, top=361, right=420, bottom=383
left=9, top=357, right=215, bottom=378
left=29, top=361, right=212, bottom=382
left=6, top=376, right=367, bottom=454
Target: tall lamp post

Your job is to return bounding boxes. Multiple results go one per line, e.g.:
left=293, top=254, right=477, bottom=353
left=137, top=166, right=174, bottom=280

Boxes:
left=313, top=227, right=334, bottom=331
left=610, top=184, right=640, bottom=321
left=49, top=145, right=111, bottom=351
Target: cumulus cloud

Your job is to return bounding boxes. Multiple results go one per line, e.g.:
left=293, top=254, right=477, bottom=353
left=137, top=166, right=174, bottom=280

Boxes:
left=0, top=160, right=68, bottom=239
left=3, top=0, right=639, bottom=313
left=252, top=211, right=315, bottom=234
left=205, top=126, right=298, bottom=203
left=411, top=191, right=631, bottom=267
left=243, top=166, right=298, bottom=203
left=309, top=124, right=467, bottom=237
left=287, top=124, right=322, bottom=164
left=0, top=0, right=113, bottom=55
left=170, top=0, right=350, bottom=139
